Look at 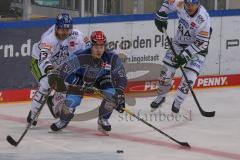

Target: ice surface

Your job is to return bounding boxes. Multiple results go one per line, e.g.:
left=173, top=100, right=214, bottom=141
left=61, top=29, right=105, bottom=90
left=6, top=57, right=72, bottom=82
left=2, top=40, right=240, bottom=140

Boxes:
left=0, top=87, right=240, bottom=160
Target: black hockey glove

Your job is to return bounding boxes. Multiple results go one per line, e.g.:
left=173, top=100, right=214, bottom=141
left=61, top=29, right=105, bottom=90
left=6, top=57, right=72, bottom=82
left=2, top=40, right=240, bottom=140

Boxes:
left=48, top=69, right=67, bottom=92
left=154, top=11, right=168, bottom=33
left=174, top=50, right=192, bottom=67
left=115, top=88, right=125, bottom=113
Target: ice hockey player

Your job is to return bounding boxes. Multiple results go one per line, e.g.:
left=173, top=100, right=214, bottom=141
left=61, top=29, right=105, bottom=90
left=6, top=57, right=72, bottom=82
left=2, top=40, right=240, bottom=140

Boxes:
left=151, top=0, right=212, bottom=113
left=28, top=13, right=90, bottom=126
left=48, top=31, right=127, bottom=134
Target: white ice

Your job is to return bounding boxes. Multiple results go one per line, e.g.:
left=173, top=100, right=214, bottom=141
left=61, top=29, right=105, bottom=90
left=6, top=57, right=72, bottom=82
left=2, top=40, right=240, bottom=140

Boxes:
left=0, top=87, right=240, bottom=160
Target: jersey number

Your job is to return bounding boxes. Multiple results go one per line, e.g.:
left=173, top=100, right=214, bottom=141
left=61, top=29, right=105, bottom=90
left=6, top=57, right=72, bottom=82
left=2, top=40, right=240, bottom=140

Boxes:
left=39, top=52, right=48, bottom=61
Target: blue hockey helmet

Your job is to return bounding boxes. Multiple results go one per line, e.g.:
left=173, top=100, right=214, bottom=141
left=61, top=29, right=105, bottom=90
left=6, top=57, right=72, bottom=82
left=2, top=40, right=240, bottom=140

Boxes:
left=184, top=0, right=200, bottom=5
left=55, top=13, right=73, bottom=29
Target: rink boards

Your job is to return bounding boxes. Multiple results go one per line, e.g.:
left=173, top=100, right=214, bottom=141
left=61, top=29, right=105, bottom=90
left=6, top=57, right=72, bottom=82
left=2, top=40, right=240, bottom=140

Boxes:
left=0, top=74, right=240, bottom=103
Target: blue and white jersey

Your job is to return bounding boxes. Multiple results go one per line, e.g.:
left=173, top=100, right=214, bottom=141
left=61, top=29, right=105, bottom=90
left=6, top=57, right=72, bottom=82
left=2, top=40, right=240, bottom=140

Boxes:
left=60, top=48, right=127, bottom=90
left=159, top=0, right=211, bottom=55
left=31, top=25, right=89, bottom=74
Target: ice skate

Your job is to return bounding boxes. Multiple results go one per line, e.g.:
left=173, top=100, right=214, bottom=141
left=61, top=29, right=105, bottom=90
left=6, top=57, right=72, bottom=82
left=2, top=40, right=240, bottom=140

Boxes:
left=171, top=100, right=181, bottom=113
left=97, top=118, right=111, bottom=135
left=150, top=96, right=166, bottom=112
left=27, top=111, right=38, bottom=127
left=50, top=120, right=70, bottom=132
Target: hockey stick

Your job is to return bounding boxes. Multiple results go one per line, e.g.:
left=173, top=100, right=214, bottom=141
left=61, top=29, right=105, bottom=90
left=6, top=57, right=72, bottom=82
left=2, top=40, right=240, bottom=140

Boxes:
left=163, top=28, right=215, bottom=117
left=6, top=92, right=51, bottom=147
left=123, top=107, right=190, bottom=148
left=91, top=87, right=190, bottom=148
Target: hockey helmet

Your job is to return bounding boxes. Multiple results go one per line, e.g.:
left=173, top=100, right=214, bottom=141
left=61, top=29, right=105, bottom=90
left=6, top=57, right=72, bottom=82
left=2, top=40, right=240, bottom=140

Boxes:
left=55, top=13, right=73, bottom=29
left=184, top=0, right=200, bottom=5
left=90, top=31, right=107, bottom=45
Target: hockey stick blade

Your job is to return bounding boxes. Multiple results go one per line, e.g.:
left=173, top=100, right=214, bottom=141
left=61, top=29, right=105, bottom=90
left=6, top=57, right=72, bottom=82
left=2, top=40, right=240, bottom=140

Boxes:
left=179, top=142, right=191, bottom=148
left=201, top=110, right=215, bottom=117
left=6, top=135, right=18, bottom=147
left=192, top=89, right=215, bottom=117
left=6, top=92, right=51, bottom=147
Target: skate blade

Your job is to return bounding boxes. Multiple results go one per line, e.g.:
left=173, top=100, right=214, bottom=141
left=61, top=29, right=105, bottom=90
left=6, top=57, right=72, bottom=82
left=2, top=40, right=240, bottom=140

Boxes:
left=97, top=126, right=109, bottom=136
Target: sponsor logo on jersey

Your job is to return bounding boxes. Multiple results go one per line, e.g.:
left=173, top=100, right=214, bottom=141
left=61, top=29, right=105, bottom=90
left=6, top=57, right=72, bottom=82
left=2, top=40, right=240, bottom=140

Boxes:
left=101, top=62, right=111, bottom=70
left=197, top=76, right=228, bottom=87
left=190, top=22, right=197, bottom=29
left=179, top=18, right=189, bottom=28
left=70, top=41, right=75, bottom=47
left=196, top=15, right=205, bottom=24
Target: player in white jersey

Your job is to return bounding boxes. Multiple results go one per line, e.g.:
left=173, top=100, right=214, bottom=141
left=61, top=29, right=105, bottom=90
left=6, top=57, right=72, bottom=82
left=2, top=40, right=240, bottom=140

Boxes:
left=151, top=0, right=212, bottom=113
left=28, top=13, right=90, bottom=126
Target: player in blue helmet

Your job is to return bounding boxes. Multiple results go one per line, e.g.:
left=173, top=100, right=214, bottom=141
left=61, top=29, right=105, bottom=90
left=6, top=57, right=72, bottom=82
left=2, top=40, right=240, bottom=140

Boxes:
left=55, top=13, right=73, bottom=40
left=152, top=0, right=212, bottom=113
left=27, top=13, right=89, bottom=127
left=184, top=0, right=200, bottom=16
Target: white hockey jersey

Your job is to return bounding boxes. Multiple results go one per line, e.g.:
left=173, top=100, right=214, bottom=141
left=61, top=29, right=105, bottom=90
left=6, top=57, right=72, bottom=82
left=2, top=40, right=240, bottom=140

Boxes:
left=31, top=25, right=55, bottom=60
left=159, top=0, right=211, bottom=56
left=31, top=25, right=89, bottom=74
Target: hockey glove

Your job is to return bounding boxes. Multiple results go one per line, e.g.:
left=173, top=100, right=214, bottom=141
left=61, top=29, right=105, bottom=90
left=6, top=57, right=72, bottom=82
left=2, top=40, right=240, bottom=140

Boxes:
left=174, top=50, right=192, bottom=67
left=115, top=88, right=125, bottom=113
left=48, top=69, right=67, bottom=92
left=154, top=11, right=168, bottom=33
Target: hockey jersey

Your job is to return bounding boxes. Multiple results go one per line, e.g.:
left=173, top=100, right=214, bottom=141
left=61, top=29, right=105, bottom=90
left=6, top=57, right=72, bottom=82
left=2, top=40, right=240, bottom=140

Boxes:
left=31, top=25, right=89, bottom=74
left=60, top=48, right=127, bottom=90
left=159, top=0, right=211, bottom=55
